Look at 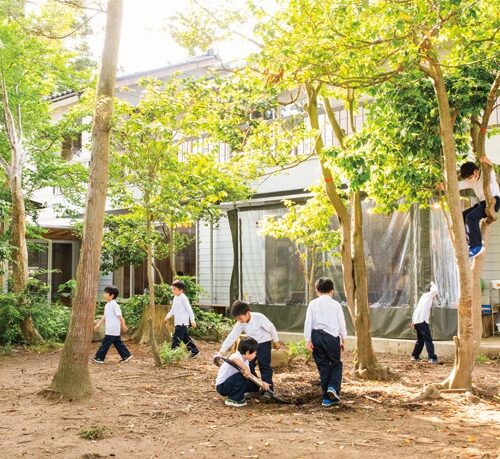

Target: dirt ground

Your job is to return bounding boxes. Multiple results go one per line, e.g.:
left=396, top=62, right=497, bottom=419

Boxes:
left=0, top=341, right=499, bottom=459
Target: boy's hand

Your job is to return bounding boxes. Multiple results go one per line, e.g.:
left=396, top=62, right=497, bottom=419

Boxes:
left=435, top=182, right=444, bottom=191
left=93, top=324, right=99, bottom=332
left=122, top=325, right=128, bottom=333
left=410, top=323, right=414, bottom=328
left=306, top=340, right=314, bottom=351
left=190, top=320, right=197, bottom=328
left=273, top=341, right=284, bottom=350
left=479, top=156, right=492, bottom=165
left=261, top=382, right=271, bottom=392
left=340, top=341, right=345, bottom=352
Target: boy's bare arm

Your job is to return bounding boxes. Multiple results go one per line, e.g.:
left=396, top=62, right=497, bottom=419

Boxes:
left=94, top=317, right=104, bottom=331
left=119, top=315, right=128, bottom=333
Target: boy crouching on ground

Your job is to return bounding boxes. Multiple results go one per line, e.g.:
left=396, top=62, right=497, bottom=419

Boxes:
left=215, top=337, right=269, bottom=407
left=304, top=277, right=347, bottom=408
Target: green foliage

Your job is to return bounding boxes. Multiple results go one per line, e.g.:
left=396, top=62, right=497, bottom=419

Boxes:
left=287, top=339, right=310, bottom=360
left=175, top=276, right=204, bottom=304
left=0, top=279, right=71, bottom=344
left=0, top=293, right=23, bottom=345
left=190, top=306, right=234, bottom=342
left=159, top=341, right=190, bottom=365
left=119, top=295, right=149, bottom=332
left=476, top=354, right=489, bottom=364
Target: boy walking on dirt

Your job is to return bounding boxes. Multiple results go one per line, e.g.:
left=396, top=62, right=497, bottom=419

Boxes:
left=165, top=280, right=200, bottom=358
left=92, top=285, right=133, bottom=364
left=216, top=300, right=281, bottom=391
left=411, top=281, right=439, bottom=363
left=215, top=337, right=269, bottom=407
left=304, top=277, right=347, bottom=408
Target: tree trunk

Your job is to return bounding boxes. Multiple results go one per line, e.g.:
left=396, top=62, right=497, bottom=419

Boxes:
left=0, top=65, right=42, bottom=342
left=46, top=0, right=123, bottom=400
left=132, top=303, right=173, bottom=345
left=430, top=62, right=475, bottom=390
left=168, top=224, right=176, bottom=279
left=146, top=230, right=162, bottom=367
left=11, top=175, right=42, bottom=342
left=351, top=192, right=387, bottom=379
left=305, top=83, right=388, bottom=380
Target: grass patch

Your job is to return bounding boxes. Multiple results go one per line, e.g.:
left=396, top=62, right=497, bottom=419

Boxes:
left=287, top=339, right=310, bottom=360
left=159, top=341, right=190, bottom=365
left=26, top=341, right=64, bottom=353
left=78, top=425, right=112, bottom=440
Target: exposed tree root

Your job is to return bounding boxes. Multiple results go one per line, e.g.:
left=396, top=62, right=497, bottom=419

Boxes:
left=353, top=365, right=399, bottom=381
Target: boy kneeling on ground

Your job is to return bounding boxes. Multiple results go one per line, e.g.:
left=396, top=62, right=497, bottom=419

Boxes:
left=215, top=337, right=270, bottom=407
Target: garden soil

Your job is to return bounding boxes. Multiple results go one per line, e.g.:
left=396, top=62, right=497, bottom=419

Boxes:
left=0, top=341, right=498, bottom=458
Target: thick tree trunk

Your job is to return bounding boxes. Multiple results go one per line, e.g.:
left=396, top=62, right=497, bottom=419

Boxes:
left=132, top=303, right=173, bottom=344
left=306, top=83, right=388, bottom=379
left=46, top=0, right=123, bottom=400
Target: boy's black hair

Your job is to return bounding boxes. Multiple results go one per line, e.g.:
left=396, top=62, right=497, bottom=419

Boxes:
left=231, top=300, right=250, bottom=317
left=172, top=280, right=186, bottom=291
left=238, top=336, right=258, bottom=355
left=315, top=277, right=334, bottom=294
left=460, top=161, right=479, bottom=179
left=104, top=285, right=119, bottom=299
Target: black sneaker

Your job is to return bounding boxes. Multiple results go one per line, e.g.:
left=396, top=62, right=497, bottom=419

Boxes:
left=92, top=357, right=104, bottom=364
left=120, top=355, right=133, bottom=363
left=190, top=351, right=200, bottom=358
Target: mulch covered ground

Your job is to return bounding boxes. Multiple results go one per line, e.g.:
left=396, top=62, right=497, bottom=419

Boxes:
left=0, top=340, right=498, bottom=458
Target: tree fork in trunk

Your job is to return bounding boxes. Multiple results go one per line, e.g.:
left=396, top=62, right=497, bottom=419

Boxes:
left=305, top=83, right=389, bottom=380
left=45, top=0, right=124, bottom=400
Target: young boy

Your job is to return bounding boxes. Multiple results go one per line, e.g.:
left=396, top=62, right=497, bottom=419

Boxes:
left=92, top=285, right=132, bottom=364
left=215, top=337, right=269, bottom=407
left=304, top=277, right=347, bottom=408
left=411, top=281, right=439, bottom=363
left=164, top=280, right=199, bottom=358
left=216, top=300, right=281, bottom=391
left=458, top=156, right=500, bottom=258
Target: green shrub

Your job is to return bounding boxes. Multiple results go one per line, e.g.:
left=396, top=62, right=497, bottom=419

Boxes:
left=0, top=293, right=23, bottom=345
left=175, top=276, right=205, bottom=304
left=120, top=295, right=148, bottom=331
left=190, top=306, right=233, bottom=342
left=31, top=302, right=71, bottom=341
left=159, top=341, right=189, bottom=364
left=287, top=339, right=310, bottom=360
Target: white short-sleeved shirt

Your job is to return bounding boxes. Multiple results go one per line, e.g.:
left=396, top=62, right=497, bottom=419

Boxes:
left=215, top=351, right=249, bottom=386
left=104, top=299, right=122, bottom=336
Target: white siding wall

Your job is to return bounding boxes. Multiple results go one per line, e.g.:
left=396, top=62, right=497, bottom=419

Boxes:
left=97, top=272, right=114, bottom=298
left=482, top=222, right=500, bottom=305
left=240, top=210, right=266, bottom=304
left=197, top=216, right=233, bottom=305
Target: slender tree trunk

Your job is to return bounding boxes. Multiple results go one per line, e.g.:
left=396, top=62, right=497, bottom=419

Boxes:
left=0, top=66, right=42, bottom=343
left=351, top=192, right=386, bottom=378
left=306, top=83, right=388, bottom=380
left=46, top=0, right=123, bottom=400
left=430, top=62, right=476, bottom=389
left=146, top=218, right=162, bottom=367
left=168, top=224, right=176, bottom=279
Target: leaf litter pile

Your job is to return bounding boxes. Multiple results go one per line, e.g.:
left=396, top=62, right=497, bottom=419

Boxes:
left=0, top=341, right=498, bottom=458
